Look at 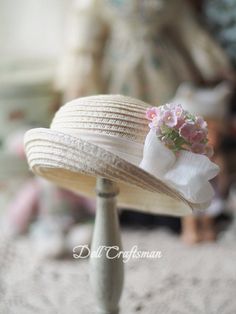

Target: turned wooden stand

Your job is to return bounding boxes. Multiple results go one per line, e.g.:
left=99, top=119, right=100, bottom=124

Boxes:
left=90, top=177, right=124, bottom=314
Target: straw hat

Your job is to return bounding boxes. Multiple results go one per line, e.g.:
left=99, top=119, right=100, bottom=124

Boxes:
left=24, top=94, right=215, bottom=217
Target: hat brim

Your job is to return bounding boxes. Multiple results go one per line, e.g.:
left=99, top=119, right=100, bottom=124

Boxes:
left=24, top=128, right=194, bottom=216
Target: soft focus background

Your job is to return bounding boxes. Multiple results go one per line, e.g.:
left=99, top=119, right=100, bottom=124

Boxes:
left=0, top=0, right=236, bottom=313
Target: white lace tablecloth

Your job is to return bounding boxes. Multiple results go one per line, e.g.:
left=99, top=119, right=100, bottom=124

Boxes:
left=0, top=229, right=235, bottom=314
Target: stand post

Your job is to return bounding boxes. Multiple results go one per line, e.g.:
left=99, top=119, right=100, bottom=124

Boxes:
left=90, top=177, right=124, bottom=314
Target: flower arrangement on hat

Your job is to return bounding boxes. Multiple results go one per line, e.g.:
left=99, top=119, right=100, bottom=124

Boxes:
left=146, top=104, right=213, bottom=158
left=139, top=102, right=219, bottom=207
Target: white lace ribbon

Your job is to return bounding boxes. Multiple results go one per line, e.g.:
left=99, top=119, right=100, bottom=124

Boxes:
left=139, top=129, right=220, bottom=205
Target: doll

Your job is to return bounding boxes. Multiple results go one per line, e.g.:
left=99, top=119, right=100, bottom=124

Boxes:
left=172, top=82, right=233, bottom=243
left=55, top=0, right=232, bottom=104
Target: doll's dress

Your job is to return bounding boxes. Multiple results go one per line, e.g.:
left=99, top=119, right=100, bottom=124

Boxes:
left=56, top=0, right=193, bottom=103
left=103, top=0, right=194, bottom=105
left=102, top=0, right=231, bottom=105
left=56, top=0, right=231, bottom=105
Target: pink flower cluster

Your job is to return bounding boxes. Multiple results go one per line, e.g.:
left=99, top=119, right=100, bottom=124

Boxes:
left=146, top=104, right=213, bottom=157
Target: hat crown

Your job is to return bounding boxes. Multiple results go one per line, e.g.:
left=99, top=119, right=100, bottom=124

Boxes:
left=51, top=94, right=149, bottom=144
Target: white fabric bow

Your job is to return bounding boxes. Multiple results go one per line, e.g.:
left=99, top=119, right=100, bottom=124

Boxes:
left=139, top=129, right=220, bottom=207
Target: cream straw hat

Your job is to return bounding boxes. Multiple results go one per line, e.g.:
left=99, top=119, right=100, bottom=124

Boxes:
left=24, top=95, right=216, bottom=217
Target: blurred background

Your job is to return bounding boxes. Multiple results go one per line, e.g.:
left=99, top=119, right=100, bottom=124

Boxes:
left=0, top=0, right=236, bottom=313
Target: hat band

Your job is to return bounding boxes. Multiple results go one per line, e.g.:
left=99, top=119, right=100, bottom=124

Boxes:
left=51, top=128, right=144, bottom=166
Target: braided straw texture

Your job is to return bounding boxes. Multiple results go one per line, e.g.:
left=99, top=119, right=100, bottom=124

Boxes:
left=51, top=94, right=149, bottom=142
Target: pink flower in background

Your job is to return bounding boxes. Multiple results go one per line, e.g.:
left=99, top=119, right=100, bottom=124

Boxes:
left=162, top=110, right=178, bottom=127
